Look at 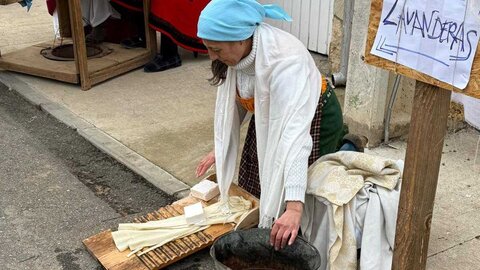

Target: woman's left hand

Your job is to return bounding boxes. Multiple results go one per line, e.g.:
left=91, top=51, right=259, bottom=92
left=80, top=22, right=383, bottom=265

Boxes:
left=270, top=201, right=303, bottom=250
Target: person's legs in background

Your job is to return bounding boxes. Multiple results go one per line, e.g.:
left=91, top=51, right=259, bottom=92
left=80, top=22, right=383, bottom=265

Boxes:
left=339, top=134, right=368, bottom=152
left=112, top=0, right=182, bottom=73
left=81, top=0, right=121, bottom=44
left=143, top=0, right=209, bottom=72
left=113, top=1, right=147, bottom=49
left=143, top=34, right=182, bottom=73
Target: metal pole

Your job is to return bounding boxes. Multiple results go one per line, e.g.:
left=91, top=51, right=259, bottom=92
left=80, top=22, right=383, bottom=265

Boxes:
left=332, top=0, right=355, bottom=86
left=384, top=74, right=401, bottom=144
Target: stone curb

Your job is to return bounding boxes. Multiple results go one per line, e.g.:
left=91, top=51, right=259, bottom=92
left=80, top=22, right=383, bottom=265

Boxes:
left=0, top=72, right=51, bottom=106
left=0, top=71, right=190, bottom=199
left=40, top=103, right=96, bottom=131
left=78, top=128, right=190, bottom=197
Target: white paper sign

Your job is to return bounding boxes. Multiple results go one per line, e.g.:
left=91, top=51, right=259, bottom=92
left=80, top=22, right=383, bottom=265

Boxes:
left=371, top=0, right=480, bottom=89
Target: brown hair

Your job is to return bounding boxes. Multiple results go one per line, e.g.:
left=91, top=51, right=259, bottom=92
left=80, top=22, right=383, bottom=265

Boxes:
left=208, top=60, right=229, bottom=86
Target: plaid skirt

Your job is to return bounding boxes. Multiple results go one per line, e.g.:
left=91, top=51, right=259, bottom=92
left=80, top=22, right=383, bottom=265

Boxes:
left=238, top=85, right=345, bottom=198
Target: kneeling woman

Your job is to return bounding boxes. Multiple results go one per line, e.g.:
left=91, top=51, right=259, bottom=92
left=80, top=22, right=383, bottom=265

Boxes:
left=195, top=0, right=345, bottom=250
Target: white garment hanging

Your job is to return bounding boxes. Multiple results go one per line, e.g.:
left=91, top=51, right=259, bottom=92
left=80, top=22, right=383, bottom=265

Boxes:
left=80, top=0, right=120, bottom=27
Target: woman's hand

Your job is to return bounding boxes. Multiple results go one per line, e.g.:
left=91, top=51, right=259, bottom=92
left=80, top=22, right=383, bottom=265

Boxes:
left=195, top=150, right=215, bottom=177
left=270, top=201, right=303, bottom=250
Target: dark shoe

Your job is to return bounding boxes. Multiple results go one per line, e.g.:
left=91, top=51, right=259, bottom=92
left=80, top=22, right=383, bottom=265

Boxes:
left=120, top=36, right=146, bottom=49
left=341, top=134, right=368, bottom=152
left=86, top=24, right=106, bottom=44
left=143, top=54, right=182, bottom=73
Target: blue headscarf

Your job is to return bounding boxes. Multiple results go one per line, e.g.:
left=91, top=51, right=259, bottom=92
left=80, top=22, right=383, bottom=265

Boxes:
left=197, top=0, right=292, bottom=41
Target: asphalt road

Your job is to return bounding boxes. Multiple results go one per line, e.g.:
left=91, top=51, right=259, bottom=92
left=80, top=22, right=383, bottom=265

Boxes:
left=0, top=82, right=213, bottom=270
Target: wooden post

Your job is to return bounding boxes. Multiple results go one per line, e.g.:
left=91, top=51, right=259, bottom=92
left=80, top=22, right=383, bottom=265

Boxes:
left=392, top=81, right=452, bottom=270
left=68, top=0, right=91, bottom=90
left=56, top=0, right=71, bottom=38
left=143, top=0, right=157, bottom=57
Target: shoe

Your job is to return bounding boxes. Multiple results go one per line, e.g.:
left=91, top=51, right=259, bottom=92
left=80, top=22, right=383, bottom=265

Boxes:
left=86, top=24, right=106, bottom=44
left=341, top=134, right=368, bottom=152
left=120, top=36, right=146, bottom=49
left=143, top=54, right=182, bottom=73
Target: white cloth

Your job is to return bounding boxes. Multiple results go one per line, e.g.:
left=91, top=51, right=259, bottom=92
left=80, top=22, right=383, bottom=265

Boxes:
left=214, top=23, right=321, bottom=227
left=301, top=151, right=403, bottom=270
left=81, top=0, right=120, bottom=27
left=111, top=196, right=252, bottom=256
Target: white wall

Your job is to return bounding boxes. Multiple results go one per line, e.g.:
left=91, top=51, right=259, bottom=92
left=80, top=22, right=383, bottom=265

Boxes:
left=259, top=0, right=334, bottom=54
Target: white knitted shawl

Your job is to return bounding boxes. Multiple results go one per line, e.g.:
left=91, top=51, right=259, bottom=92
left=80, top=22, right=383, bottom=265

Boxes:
left=214, top=23, right=320, bottom=227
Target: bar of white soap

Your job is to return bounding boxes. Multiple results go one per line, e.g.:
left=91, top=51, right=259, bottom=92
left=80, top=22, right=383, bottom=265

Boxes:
left=190, top=180, right=220, bottom=201
left=184, top=202, right=206, bottom=225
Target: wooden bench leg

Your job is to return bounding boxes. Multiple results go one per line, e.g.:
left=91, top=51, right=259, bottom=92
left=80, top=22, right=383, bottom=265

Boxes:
left=68, top=0, right=91, bottom=90
left=144, top=0, right=157, bottom=58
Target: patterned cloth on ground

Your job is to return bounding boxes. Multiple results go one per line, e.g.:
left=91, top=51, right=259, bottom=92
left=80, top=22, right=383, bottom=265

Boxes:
left=302, top=151, right=403, bottom=270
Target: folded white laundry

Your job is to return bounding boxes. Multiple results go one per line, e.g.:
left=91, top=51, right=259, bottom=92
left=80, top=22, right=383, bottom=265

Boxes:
left=112, top=196, right=252, bottom=257
left=301, top=151, right=403, bottom=270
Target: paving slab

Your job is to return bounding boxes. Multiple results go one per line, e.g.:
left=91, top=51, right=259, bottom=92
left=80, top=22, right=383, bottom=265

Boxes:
left=367, top=128, right=480, bottom=268
left=427, top=237, right=480, bottom=270
left=0, top=1, right=53, bottom=55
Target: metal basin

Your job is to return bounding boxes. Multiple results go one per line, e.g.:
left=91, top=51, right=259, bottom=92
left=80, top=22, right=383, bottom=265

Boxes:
left=210, top=228, right=321, bottom=270
left=41, top=43, right=112, bottom=61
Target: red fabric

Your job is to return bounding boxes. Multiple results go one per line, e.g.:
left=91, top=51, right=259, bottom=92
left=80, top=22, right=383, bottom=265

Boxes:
left=110, top=0, right=144, bottom=13
left=149, top=0, right=209, bottom=53
left=46, top=0, right=56, bottom=16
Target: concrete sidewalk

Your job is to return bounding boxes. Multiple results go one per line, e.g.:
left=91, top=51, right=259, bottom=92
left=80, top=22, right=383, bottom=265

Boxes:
left=1, top=2, right=480, bottom=269
left=1, top=1, right=217, bottom=194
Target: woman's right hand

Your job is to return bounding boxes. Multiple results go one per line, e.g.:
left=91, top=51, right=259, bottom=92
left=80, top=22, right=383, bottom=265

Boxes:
left=195, top=150, right=215, bottom=178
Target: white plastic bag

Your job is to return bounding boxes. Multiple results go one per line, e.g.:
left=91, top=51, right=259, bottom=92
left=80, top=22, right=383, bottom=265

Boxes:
left=452, top=93, right=480, bottom=130
left=53, top=9, right=60, bottom=39
left=463, top=95, right=480, bottom=130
